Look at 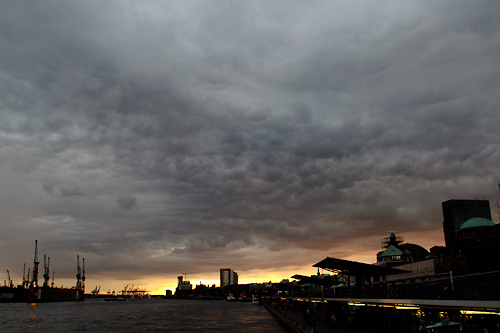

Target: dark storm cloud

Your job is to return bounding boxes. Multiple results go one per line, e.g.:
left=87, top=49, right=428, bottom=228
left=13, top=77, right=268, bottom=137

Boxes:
left=117, top=196, right=137, bottom=210
left=1, top=0, right=500, bottom=286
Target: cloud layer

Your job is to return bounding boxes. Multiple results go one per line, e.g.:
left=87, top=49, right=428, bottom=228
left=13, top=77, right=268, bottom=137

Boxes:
left=1, top=0, right=500, bottom=290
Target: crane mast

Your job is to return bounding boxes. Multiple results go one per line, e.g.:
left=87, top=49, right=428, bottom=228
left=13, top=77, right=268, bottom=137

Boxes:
left=82, top=258, right=86, bottom=291
left=23, top=263, right=27, bottom=288
left=76, top=255, right=82, bottom=290
left=6, top=270, right=12, bottom=288
left=31, top=240, right=39, bottom=287
left=43, top=255, right=51, bottom=287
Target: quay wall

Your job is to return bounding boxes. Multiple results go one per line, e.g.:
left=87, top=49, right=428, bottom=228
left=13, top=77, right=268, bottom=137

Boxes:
left=263, top=301, right=305, bottom=333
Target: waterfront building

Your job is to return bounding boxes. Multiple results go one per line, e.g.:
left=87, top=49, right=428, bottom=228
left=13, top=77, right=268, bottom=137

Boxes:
left=442, top=199, right=492, bottom=249
left=220, top=268, right=238, bottom=287
left=173, top=275, right=193, bottom=299
left=176, top=275, right=192, bottom=291
left=376, top=233, right=430, bottom=267
left=455, top=217, right=500, bottom=274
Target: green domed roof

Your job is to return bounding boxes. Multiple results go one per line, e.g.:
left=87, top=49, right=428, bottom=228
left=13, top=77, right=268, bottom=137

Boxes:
left=378, top=245, right=403, bottom=263
left=459, top=217, right=495, bottom=230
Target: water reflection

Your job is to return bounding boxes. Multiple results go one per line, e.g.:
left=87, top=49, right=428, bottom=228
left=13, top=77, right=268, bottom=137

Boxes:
left=26, top=303, right=37, bottom=329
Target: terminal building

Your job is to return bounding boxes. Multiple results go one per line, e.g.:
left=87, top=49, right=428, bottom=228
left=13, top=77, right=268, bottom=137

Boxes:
left=376, top=232, right=431, bottom=267
left=375, top=232, right=438, bottom=282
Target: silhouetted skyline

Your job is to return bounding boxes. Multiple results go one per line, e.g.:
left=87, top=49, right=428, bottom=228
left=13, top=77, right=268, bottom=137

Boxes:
left=1, top=0, right=499, bottom=293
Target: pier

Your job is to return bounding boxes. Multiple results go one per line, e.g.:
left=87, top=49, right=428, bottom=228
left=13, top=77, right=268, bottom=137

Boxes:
left=264, top=296, right=500, bottom=332
left=262, top=255, right=500, bottom=332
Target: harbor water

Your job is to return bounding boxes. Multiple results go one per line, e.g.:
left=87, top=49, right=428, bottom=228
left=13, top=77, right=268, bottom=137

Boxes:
left=0, top=298, right=286, bottom=332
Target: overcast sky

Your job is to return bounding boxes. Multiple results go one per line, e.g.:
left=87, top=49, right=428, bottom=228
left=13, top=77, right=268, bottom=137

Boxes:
left=1, top=0, right=500, bottom=293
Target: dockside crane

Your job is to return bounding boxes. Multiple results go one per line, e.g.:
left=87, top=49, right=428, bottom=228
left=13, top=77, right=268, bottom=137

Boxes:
left=51, top=269, right=55, bottom=287
left=76, top=255, right=82, bottom=290
left=31, top=240, right=39, bottom=288
left=6, top=270, right=13, bottom=288
left=82, top=258, right=85, bottom=291
left=26, top=268, right=31, bottom=288
left=91, top=285, right=101, bottom=296
left=43, top=255, right=51, bottom=287
left=22, top=263, right=27, bottom=288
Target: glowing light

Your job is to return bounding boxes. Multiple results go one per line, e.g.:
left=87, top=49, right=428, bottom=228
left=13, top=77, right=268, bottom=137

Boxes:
left=348, top=302, right=365, bottom=306
left=460, top=310, right=500, bottom=316
left=395, top=306, right=420, bottom=310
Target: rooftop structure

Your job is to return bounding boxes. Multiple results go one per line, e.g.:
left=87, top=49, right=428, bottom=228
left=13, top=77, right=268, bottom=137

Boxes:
left=442, top=199, right=492, bottom=249
left=310, top=256, right=409, bottom=290
left=377, top=232, right=430, bottom=266
left=381, top=232, right=403, bottom=249
left=378, top=245, right=403, bottom=263
left=459, top=217, right=495, bottom=230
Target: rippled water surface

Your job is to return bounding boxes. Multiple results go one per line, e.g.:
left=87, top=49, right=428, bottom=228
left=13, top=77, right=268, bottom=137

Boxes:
left=0, top=298, right=285, bottom=332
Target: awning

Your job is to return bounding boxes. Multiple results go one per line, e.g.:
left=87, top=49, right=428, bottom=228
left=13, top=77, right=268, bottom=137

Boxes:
left=313, top=257, right=410, bottom=278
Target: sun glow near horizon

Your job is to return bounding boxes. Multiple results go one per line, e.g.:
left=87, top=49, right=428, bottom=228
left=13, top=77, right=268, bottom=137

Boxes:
left=84, top=231, right=446, bottom=296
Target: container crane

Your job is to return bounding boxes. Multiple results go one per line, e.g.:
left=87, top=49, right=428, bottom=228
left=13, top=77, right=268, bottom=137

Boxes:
left=91, top=285, right=101, bottom=296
